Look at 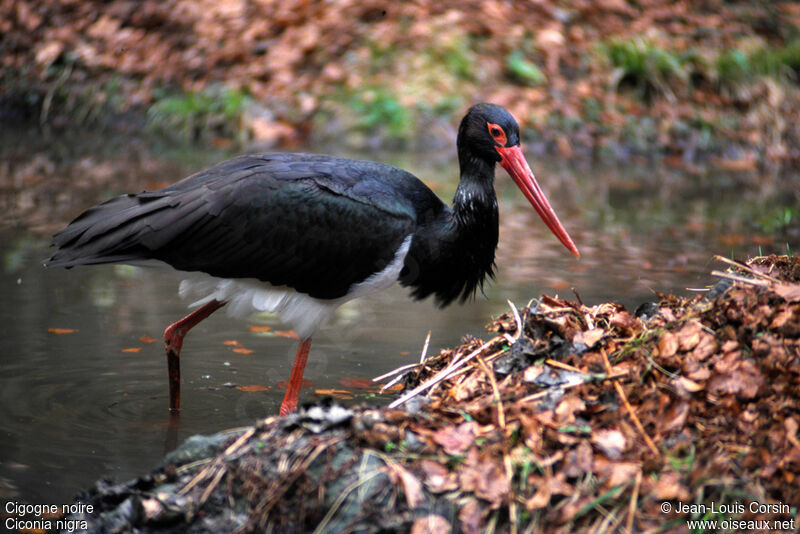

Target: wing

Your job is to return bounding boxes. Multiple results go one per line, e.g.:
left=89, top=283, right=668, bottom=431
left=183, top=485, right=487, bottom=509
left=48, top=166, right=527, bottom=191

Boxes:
left=45, top=153, right=424, bottom=300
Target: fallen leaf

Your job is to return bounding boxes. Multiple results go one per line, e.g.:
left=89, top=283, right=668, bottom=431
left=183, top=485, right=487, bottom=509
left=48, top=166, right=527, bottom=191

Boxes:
left=657, top=331, right=678, bottom=358
left=223, top=340, right=242, bottom=347
left=573, top=327, right=604, bottom=347
left=139, top=336, right=156, bottom=343
left=121, top=347, right=142, bottom=353
left=314, top=389, right=353, bottom=399
left=48, top=328, right=77, bottom=334
left=248, top=325, right=272, bottom=333
left=591, top=428, right=627, bottom=460
left=773, top=283, right=800, bottom=302
left=338, top=377, right=374, bottom=389
left=236, top=385, right=270, bottom=392
left=411, top=515, right=450, bottom=534
left=232, top=347, right=254, bottom=354
left=432, top=421, right=478, bottom=455
left=387, top=463, right=424, bottom=508
left=275, top=330, right=299, bottom=339
left=458, top=451, right=509, bottom=507
left=458, top=499, right=483, bottom=534
left=420, top=460, right=458, bottom=493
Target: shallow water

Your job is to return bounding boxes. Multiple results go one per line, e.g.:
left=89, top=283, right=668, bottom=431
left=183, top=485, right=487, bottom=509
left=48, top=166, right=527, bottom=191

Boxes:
left=0, top=126, right=797, bottom=503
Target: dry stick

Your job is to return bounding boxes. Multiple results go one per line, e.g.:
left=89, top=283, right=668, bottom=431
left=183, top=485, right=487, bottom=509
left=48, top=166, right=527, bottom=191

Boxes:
left=710, top=270, right=770, bottom=287
left=600, top=348, right=660, bottom=457
left=507, top=300, right=523, bottom=340
left=503, top=452, right=518, bottom=534
left=626, top=469, right=643, bottom=534
left=419, top=330, right=432, bottom=363
left=713, top=254, right=781, bottom=282
left=475, top=354, right=505, bottom=430
left=388, top=338, right=501, bottom=409
left=178, top=426, right=257, bottom=496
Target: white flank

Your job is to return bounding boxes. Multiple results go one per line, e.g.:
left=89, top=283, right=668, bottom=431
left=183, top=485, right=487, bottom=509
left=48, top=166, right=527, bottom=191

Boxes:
left=179, top=236, right=412, bottom=339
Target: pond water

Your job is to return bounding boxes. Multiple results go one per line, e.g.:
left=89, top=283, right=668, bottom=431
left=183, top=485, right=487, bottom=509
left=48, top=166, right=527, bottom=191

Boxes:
left=0, top=126, right=797, bottom=504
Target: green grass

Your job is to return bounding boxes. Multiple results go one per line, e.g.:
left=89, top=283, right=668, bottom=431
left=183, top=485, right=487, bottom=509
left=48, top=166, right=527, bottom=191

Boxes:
left=147, top=86, right=251, bottom=140
left=601, top=37, right=686, bottom=100
left=506, top=50, right=546, bottom=86
left=349, top=88, right=413, bottom=141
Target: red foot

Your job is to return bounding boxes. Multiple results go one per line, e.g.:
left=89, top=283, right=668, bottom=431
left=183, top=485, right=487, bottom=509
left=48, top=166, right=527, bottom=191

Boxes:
left=279, top=338, right=312, bottom=416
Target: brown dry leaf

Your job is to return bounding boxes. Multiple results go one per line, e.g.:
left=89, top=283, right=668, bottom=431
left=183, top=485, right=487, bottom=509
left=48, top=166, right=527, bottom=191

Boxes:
left=458, top=449, right=510, bottom=507
left=232, top=347, right=254, bottom=354
left=313, top=389, right=352, bottom=399
left=690, top=333, right=717, bottom=361
left=236, top=385, right=270, bottom=392
left=773, top=283, right=800, bottom=302
left=121, top=347, right=142, bottom=353
left=139, top=336, right=156, bottom=343
left=709, top=359, right=764, bottom=399
left=525, top=473, right=574, bottom=511
left=419, top=460, right=458, bottom=493
left=248, top=325, right=272, bottom=333
left=677, top=321, right=703, bottom=352
left=657, top=331, right=678, bottom=357
left=275, top=330, right=299, bottom=339
left=432, top=421, right=478, bottom=455
left=387, top=463, right=424, bottom=508
left=555, top=394, right=586, bottom=423
left=458, top=499, right=483, bottom=534
left=594, top=458, right=639, bottom=489
left=223, top=340, right=242, bottom=347
left=410, top=515, right=450, bottom=534
left=48, top=328, right=78, bottom=334
left=563, top=440, right=593, bottom=478
left=338, top=377, right=375, bottom=389
left=573, top=327, right=604, bottom=347
left=591, top=428, right=627, bottom=460
left=659, top=400, right=689, bottom=433
left=651, top=471, right=689, bottom=500
left=35, top=41, right=63, bottom=67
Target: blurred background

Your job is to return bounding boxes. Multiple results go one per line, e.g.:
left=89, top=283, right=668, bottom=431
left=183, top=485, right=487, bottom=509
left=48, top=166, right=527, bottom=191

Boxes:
left=1, top=0, right=798, bottom=504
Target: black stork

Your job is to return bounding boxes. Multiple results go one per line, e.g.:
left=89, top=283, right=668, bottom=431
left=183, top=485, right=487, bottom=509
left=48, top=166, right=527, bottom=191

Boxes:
left=45, top=103, right=580, bottom=416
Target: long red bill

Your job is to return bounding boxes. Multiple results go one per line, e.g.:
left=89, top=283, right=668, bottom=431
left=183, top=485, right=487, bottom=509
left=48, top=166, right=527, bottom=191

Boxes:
left=497, top=145, right=580, bottom=258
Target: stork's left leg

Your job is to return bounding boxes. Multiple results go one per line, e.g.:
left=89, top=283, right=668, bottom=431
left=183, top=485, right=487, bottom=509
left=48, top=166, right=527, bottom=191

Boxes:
left=164, top=299, right=226, bottom=412
left=280, top=338, right=312, bottom=416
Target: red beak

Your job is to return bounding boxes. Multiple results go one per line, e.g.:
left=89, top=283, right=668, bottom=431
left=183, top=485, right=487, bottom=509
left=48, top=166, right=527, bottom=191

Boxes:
left=496, top=145, right=580, bottom=258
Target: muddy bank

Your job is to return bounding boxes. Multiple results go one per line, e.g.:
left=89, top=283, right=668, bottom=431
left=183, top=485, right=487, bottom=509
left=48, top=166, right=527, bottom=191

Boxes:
left=50, top=255, right=800, bottom=533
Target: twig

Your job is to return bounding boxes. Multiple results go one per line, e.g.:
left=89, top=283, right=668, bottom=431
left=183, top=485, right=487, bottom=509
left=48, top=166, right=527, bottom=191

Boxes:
left=710, top=270, right=770, bottom=287
left=626, top=469, right=642, bottom=534
left=372, top=362, right=419, bottom=382
left=419, top=330, right=432, bottom=363
left=714, top=255, right=780, bottom=282
left=600, top=349, right=660, bottom=457
left=507, top=300, right=523, bottom=340
left=475, top=354, right=505, bottom=430
left=504, top=452, right=517, bottom=534
left=388, top=338, right=501, bottom=409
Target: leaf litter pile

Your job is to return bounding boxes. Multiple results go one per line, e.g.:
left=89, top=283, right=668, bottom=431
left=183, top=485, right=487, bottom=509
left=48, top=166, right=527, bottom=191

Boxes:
left=69, top=255, right=799, bottom=533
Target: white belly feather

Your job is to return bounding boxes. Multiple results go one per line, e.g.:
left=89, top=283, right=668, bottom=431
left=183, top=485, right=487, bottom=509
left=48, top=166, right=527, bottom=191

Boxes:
left=178, top=235, right=412, bottom=339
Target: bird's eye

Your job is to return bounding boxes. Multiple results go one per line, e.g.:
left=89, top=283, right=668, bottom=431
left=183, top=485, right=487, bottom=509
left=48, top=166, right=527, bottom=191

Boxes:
left=487, top=123, right=507, bottom=146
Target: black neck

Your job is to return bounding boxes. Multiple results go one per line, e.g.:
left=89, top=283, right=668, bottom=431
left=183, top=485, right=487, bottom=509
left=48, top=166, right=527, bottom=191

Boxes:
left=400, top=151, right=499, bottom=307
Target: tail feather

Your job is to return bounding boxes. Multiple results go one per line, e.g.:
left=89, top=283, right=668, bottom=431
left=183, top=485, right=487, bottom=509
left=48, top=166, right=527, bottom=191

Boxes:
left=44, top=189, right=209, bottom=268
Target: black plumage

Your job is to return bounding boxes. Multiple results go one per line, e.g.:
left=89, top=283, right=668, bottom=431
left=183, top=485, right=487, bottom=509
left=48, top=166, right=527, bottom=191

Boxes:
left=45, top=103, right=580, bottom=415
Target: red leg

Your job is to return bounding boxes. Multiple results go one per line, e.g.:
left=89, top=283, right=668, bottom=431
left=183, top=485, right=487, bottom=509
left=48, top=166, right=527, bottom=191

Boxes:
left=280, top=338, right=312, bottom=416
left=164, top=299, right=226, bottom=412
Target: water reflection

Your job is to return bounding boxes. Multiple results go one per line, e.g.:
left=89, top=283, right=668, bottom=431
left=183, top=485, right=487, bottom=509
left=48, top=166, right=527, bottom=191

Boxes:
left=0, top=126, right=797, bottom=503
